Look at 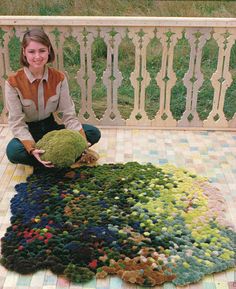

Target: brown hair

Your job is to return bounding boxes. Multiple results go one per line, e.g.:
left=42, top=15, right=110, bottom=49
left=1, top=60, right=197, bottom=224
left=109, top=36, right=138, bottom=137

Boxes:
left=20, top=29, right=55, bottom=67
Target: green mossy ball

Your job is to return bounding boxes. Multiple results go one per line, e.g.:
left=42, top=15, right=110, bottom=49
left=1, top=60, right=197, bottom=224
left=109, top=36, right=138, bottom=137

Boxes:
left=36, top=129, right=87, bottom=168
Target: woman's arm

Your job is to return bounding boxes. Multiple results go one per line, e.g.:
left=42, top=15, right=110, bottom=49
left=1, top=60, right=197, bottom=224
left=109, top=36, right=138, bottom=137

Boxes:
left=6, top=80, right=54, bottom=167
left=5, top=80, right=36, bottom=153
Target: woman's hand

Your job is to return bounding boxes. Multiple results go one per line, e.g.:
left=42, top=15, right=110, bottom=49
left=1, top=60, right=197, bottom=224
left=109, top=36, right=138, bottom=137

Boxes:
left=31, top=149, right=54, bottom=168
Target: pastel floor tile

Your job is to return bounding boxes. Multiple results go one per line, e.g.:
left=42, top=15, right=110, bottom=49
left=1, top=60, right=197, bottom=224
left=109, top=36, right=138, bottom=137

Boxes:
left=69, top=285, right=83, bottom=289
left=40, top=286, right=57, bottom=289
left=0, top=276, right=6, bottom=288
left=30, top=271, right=46, bottom=287
left=44, top=272, right=57, bottom=286
left=96, top=277, right=110, bottom=289
left=121, top=282, right=137, bottom=288
left=3, top=271, right=19, bottom=287
left=215, top=283, right=229, bottom=289
left=214, top=272, right=228, bottom=282
left=16, top=274, right=32, bottom=286
left=225, top=270, right=235, bottom=282
left=110, top=276, right=123, bottom=289
left=163, top=283, right=177, bottom=289
left=228, top=282, right=236, bottom=289
left=202, top=283, right=216, bottom=289
left=56, top=276, right=70, bottom=289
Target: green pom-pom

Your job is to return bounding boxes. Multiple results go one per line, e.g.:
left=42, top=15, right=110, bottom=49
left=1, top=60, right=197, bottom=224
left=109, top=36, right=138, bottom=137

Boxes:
left=64, top=263, right=95, bottom=283
left=36, top=129, right=87, bottom=168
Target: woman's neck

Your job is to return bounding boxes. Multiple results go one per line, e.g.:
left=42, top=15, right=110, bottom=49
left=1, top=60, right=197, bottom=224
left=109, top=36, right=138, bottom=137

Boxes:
left=28, top=66, right=45, bottom=79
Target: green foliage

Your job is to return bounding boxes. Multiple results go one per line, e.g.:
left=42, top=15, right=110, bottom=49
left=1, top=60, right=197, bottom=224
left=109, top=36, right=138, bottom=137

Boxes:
left=1, top=0, right=235, bottom=17
left=64, top=36, right=81, bottom=67
left=63, top=36, right=81, bottom=112
left=36, top=129, right=87, bottom=168
left=8, top=34, right=21, bottom=72
left=64, top=263, right=94, bottom=283
left=91, top=38, right=107, bottom=118
left=171, top=37, right=190, bottom=120
left=39, top=3, right=67, bottom=16
left=92, top=38, right=107, bottom=59
left=225, top=42, right=236, bottom=120
left=118, top=37, right=135, bottom=119
left=145, top=38, right=162, bottom=119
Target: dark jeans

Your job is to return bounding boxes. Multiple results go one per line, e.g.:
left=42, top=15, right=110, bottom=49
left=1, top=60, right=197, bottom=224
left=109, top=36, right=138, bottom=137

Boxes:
left=6, top=114, right=101, bottom=167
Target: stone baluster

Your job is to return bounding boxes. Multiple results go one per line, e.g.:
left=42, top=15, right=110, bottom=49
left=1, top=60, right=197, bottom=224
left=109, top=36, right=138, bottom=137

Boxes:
left=126, top=27, right=153, bottom=126
left=72, top=27, right=99, bottom=124
left=100, top=27, right=125, bottom=125
left=204, top=28, right=236, bottom=128
left=179, top=28, right=211, bottom=127
left=44, top=27, right=67, bottom=74
left=0, top=16, right=235, bottom=130
left=152, top=27, right=182, bottom=127
left=0, top=27, right=14, bottom=123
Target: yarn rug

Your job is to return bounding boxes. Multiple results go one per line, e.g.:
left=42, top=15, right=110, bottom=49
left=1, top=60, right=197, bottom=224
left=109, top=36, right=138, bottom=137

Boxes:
left=1, top=162, right=235, bottom=287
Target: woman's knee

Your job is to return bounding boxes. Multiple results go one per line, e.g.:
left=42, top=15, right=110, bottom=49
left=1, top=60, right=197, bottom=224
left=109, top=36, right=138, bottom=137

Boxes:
left=82, top=124, right=101, bottom=145
left=91, top=126, right=101, bottom=144
left=6, top=138, right=28, bottom=164
left=7, top=139, right=19, bottom=163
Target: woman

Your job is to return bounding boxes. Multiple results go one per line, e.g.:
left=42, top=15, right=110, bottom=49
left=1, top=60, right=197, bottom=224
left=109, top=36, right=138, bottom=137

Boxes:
left=6, top=28, right=101, bottom=169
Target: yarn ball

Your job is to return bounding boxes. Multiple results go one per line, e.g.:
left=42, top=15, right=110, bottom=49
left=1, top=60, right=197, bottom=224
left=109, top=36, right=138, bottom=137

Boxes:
left=36, top=129, right=87, bottom=168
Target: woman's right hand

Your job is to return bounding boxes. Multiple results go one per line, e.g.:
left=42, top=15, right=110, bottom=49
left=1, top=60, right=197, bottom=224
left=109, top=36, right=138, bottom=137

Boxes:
left=31, top=149, right=54, bottom=168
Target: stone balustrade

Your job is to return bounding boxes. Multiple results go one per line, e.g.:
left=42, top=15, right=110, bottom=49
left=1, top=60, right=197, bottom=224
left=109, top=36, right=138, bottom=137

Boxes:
left=0, top=16, right=235, bottom=129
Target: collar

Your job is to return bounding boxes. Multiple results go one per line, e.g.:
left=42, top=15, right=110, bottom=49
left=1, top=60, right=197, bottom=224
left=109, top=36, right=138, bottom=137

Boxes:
left=24, top=66, right=49, bottom=83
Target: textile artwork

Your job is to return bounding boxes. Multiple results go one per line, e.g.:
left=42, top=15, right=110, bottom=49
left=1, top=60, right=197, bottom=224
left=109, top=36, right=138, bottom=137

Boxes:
left=1, top=163, right=235, bottom=286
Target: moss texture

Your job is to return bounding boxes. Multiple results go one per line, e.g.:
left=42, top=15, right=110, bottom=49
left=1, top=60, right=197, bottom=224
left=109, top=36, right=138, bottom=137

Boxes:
left=36, top=129, right=87, bottom=168
left=1, top=163, right=235, bottom=286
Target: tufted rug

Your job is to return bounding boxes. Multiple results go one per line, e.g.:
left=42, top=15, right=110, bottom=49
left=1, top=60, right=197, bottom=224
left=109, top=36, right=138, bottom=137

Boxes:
left=1, top=162, right=235, bottom=287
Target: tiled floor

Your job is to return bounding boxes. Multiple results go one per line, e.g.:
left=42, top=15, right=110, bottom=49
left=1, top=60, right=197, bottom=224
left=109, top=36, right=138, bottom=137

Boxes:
left=0, top=125, right=235, bottom=289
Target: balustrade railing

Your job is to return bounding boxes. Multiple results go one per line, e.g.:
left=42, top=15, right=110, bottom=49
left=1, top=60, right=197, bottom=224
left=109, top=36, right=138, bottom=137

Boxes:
left=0, top=16, right=236, bottom=130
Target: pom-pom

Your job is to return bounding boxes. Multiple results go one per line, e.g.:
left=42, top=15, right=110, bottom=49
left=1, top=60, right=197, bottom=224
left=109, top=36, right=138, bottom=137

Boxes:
left=64, top=263, right=95, bottom=283
left=36, top=129, right=87, bottom=168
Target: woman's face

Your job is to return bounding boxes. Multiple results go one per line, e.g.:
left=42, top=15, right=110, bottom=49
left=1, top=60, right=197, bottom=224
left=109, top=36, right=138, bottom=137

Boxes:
left=23, top=40, right=49, bottom=71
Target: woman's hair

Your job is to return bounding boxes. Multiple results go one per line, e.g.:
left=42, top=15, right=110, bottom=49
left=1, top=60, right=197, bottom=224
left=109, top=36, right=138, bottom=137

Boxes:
left=20, top=28, right=55, bottom=67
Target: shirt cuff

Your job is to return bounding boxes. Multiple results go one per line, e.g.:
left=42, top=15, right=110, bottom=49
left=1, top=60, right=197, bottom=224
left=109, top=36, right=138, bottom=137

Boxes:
left=21, top=140, right=36, bottom=154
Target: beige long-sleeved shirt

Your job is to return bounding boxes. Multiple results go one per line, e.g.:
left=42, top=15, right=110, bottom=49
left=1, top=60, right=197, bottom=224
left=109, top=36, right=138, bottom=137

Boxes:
left=6, top=66, right=82, bottom=153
